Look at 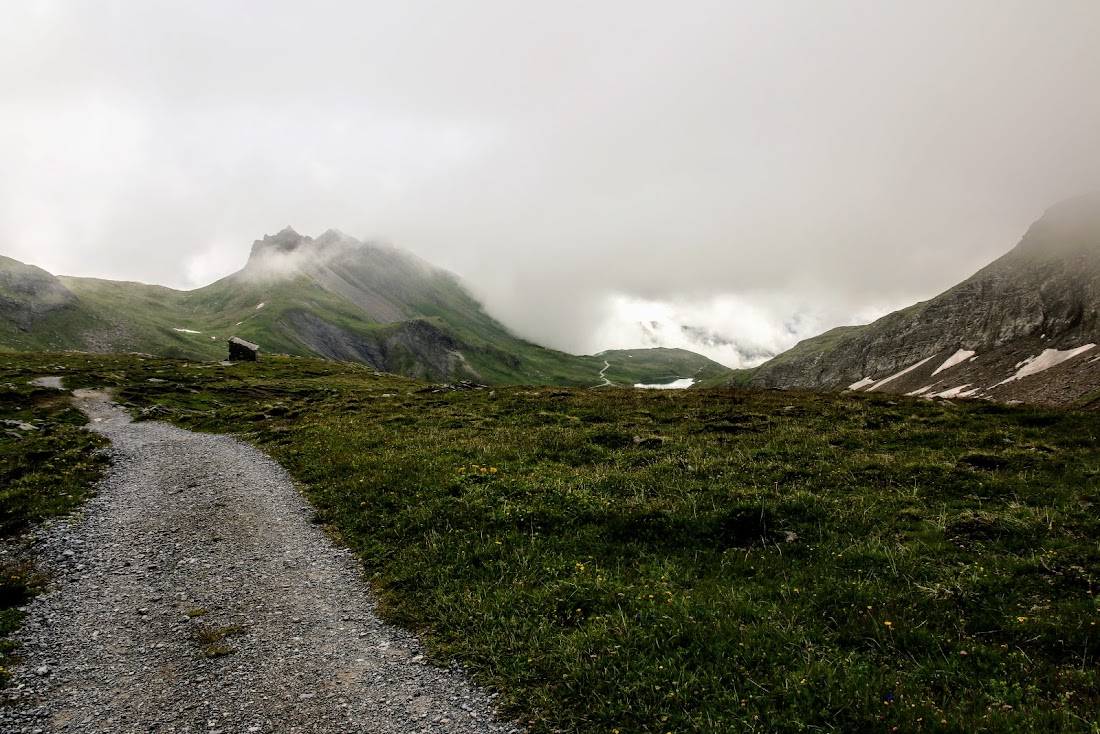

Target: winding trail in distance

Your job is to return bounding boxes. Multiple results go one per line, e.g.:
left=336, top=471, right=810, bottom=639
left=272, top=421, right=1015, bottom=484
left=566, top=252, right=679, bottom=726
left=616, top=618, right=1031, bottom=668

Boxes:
left=1, top=388, right=518, bottom=734
left=594, top=360, right=613, bottom=387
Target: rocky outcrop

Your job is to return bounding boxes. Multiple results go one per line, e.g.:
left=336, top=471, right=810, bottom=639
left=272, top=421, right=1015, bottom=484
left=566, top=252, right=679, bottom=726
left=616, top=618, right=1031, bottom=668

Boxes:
left=379, top=319, right=473, bottom=381
left=281, top=312, right=476, bottom=382
left=746, top=194, right=1100, bottom=406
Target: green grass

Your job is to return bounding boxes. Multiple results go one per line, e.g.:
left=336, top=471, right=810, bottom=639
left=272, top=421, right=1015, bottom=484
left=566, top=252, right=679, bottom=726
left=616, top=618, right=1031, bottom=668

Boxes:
left=592, top=348, right=731, bottom=387
left=693, top=366, right=758, bottom=389
left=1, top=352, right=1099, bottom=732
left=191, top=621, right=247, bottom=658
left=0, top=361, right=109, bottom=685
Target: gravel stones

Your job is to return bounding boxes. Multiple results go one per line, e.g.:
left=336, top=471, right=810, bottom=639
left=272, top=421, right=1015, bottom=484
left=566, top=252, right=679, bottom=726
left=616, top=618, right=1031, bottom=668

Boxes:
left=2, top=390, right=520, bottom=733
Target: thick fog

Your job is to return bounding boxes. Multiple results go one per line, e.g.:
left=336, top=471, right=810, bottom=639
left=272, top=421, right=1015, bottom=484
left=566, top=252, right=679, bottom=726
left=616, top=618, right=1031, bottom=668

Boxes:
left=2, top=1, right=1098, bottom=366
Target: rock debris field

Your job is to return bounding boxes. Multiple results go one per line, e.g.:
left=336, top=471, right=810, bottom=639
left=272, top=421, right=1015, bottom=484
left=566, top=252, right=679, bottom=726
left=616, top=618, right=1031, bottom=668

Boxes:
left=2, top=389, right=518, bottom=733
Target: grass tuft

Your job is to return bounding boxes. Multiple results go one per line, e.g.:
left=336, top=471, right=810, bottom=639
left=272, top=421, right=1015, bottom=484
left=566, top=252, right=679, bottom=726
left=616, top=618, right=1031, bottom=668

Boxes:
left=191, top=621, right=247, bottom=658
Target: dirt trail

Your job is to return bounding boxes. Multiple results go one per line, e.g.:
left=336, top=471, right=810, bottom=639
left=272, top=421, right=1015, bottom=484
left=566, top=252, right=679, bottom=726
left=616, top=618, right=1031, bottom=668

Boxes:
left=2, top=390, right=516, bottom=733
left=594, top=360, right=612, bottom=387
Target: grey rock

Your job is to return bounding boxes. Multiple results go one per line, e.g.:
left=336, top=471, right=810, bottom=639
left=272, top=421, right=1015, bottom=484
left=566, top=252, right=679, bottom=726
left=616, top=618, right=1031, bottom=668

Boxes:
left=1, top=419, right=38, bottom=431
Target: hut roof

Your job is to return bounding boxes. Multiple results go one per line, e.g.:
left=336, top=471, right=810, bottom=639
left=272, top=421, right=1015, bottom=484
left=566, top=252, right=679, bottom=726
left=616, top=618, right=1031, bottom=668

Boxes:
left=228, top=336, right=259, bottom=350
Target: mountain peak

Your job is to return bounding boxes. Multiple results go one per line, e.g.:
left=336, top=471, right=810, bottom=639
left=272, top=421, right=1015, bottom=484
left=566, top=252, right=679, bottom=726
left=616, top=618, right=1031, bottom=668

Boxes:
left=243, top=227, right=375, bottom=282
left=258, top=226, right=309, bottom=250
left=317, top=227, right=345, bottom=239
left=247, top=227, right=314, bottom=267
left=1014, top=192, right=1100, bottom=259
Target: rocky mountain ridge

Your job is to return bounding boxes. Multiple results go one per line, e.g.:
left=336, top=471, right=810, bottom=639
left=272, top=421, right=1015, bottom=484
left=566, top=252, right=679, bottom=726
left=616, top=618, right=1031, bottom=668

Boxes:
left=743, top=194, right=1100, bottom=406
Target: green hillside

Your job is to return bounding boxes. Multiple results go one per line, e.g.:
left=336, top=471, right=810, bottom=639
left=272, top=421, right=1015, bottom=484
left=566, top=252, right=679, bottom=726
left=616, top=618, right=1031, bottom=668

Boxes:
left=0, top=234, right=727, bottom=386
left=593, top=347, right=732, bottom=386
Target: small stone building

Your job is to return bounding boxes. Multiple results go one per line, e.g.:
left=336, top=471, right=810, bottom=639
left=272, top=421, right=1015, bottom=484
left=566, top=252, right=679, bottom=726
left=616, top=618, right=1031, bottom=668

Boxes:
left=228, top=336, right=260, bottom=361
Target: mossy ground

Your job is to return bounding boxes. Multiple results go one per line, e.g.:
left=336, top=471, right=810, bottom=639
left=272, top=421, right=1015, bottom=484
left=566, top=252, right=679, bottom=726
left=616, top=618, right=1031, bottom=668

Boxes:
left=1, top=352, right=1098, bottom=732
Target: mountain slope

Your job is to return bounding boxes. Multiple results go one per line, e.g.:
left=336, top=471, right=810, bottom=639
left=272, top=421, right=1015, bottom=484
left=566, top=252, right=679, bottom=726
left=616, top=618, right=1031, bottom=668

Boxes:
left=595, top=347, right=731, bottom=386
left=178, top=227, right=621, bottom=383
left=0, top=256, right=77, bottom=329
left=0, top=229, right=728, bottom=386
left=744, top=194, right=1100, bottom=405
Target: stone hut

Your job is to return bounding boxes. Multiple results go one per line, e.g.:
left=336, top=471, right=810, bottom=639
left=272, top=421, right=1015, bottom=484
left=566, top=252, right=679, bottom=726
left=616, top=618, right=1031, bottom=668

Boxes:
left=228, top=336, right=260, bottom=362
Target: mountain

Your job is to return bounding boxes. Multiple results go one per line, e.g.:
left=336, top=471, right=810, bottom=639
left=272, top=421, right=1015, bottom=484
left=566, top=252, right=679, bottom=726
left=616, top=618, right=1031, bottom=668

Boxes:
left=0, top=256, right=78, bottom=329
left=0, top=229, right=726, bottom=386
left=740, top=194, right=1100, bottom=406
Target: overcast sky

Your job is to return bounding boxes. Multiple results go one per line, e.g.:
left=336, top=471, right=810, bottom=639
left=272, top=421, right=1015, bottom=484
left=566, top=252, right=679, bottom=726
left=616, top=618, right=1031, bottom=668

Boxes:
left=2, top=1, right=1099, bottom=366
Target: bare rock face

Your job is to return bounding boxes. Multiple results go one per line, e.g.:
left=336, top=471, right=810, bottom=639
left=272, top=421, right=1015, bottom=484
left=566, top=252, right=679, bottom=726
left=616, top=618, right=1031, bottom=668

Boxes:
left=283, top=312, right=472, bottom=382
left=747, top=194, right=1100, bottom=405
left=0, top=255, right=78, bottom=330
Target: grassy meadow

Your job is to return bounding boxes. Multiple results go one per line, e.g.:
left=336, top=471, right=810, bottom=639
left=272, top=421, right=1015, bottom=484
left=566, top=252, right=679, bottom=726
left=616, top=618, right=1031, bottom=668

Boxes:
left=1, top=352, right=1099, bottom=732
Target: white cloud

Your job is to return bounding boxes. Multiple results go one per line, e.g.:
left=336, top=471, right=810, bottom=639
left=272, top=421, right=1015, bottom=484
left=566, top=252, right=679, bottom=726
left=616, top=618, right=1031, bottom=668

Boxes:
left=587, top=293, right=902, bottom=369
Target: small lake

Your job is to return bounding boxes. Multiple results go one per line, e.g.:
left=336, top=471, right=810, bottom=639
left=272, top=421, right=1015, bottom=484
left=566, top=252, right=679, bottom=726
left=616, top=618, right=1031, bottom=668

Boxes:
left=633, top=378, right=695, bottom=390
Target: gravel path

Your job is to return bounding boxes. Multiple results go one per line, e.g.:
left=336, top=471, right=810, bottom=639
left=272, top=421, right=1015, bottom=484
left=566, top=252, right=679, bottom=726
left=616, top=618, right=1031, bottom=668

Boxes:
left=2, top=389, right=518, bottom=734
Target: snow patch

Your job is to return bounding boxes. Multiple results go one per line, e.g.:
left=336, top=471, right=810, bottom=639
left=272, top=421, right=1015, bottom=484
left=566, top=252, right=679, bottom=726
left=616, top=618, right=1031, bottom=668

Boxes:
left=866, top=355, right=937, bottom=392
left=173, top=328, right=202, bottom=334
left=847, top=377, right=876, bottom=391
left=996, top=344, right=1097, bottom=386
left=934, top=384, right=973, bottom=399
left=906, top=385, right=935, bottom=397
left=932, top=350, right=976, bottom=376
left=634, top=378, right=695, bottom=390
left=255, top=302, right=267, bottom=310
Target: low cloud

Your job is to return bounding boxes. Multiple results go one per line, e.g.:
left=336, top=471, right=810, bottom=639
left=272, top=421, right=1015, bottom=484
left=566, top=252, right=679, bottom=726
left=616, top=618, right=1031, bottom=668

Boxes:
left=586, top=293, right=900, bottom=368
